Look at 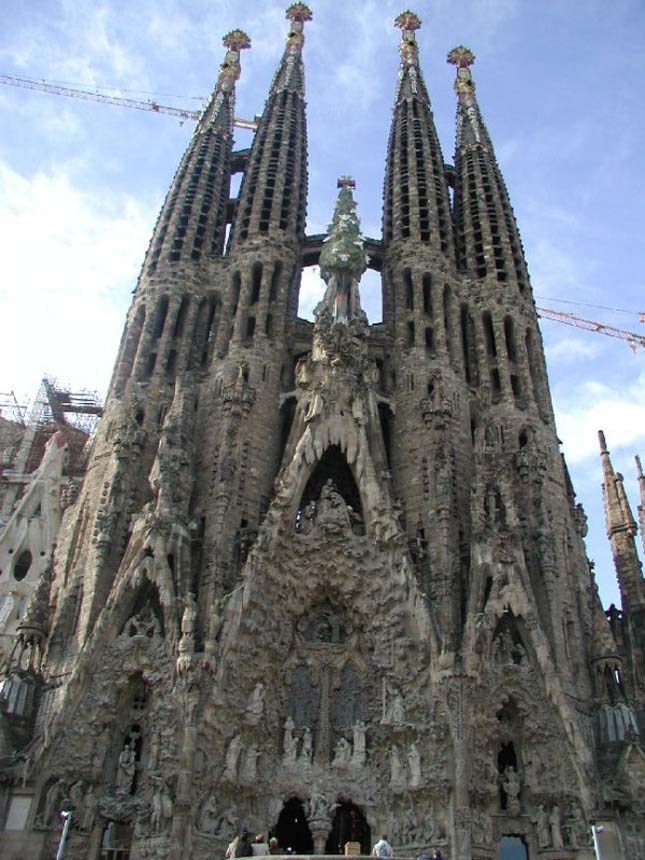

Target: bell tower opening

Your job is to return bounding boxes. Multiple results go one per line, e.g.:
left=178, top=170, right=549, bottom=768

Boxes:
left=274, top=797, right=314, bottom=855
left=325, top=800, right=371, bottom=855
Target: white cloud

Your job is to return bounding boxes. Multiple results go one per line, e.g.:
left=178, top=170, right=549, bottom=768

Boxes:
left=298, top=266, right=324, bottom=320
left=545, top=336, right=602, bottom=362
left=555, top=372, right=645, bottom=466
left=0, top=159, right=155, bottom=401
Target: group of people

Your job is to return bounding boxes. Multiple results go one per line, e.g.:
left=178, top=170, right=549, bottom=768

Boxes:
left=372, top=834, right=444, bottom=860
left=226, top=833, right=281, bottom=858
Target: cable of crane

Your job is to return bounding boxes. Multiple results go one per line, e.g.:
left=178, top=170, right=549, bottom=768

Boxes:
left=0, top=73, right=258, bottom=129
left=534, top=294, right=643, bottom=319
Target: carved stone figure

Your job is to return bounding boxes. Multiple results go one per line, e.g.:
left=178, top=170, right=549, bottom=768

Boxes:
left=332, top=736, right=352, bottom=767
left=550, top=804, right=564, bottom=849
left=246, top=682, right=266, bottom=723
left=198, top=794, right=219, bottom=834
left=390, top=746, right=403, bottom=786
left=150, top=776, right=173, bottom=833
left=502, top=766, right=520, bottom=814
left=408, top=741, right=421, bottom=788
left=241, top=744, right=260, bottom=782
left=224, top=735, right=242, bottom=781
left=300, top=726, right=313, bottom=764
left=351, top=720, right=367, bottom=767
left=534, top=803, right=550, bottom=848
left=383, top=686, right=405, bottom=725
left=116, top=741, right=136, bottom=796
left=283, top=716, right=298, bottom=764
left=307, top=786, right=329, bottom=822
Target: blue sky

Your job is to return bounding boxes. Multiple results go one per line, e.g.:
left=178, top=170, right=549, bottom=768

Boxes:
left=1, top=0, right=644, bottom=607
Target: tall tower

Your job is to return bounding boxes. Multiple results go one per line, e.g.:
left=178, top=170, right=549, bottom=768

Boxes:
left=1, top=8, right=644, bottom=860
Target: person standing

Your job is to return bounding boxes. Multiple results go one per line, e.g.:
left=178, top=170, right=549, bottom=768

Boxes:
left=372, top=834, right=393, bottom=858
left=252, top=833, right=270, bottom=856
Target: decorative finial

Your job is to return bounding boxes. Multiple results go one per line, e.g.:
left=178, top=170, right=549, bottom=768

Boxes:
left=447, top=46, right=476, bottom=94
left=395, top=10, right=422, bottom=31
left=286, top=3, right=313, bottom=23
left=395, top=10, right=421, bottom=57
left=337, top=175, right=356, bottom=190
left=285, top=4, right=312, bottom=50
left=222, top=29, right=251, bottom=52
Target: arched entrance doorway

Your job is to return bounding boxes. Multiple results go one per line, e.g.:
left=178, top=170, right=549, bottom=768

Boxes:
left=325, top=800, right=370, bottom=855
left=274, top=797, right=314, bottom=854
left=498, top=835, right=528, bottom=859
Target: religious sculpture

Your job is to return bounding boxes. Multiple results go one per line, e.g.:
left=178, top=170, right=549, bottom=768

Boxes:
left=351, top=721, right=367, bottom=767
left=246, top=682, right=266, bottom=724
left=115, top=741, right=136, bottom=796
left=502, top=766, right=521, bottom=814
left=408, top=742, right=421, bottom=788
left=224, top=735, right=242, bottom=781
left=300, top=727, right=313, bottom=764
left=533, top=803, right=550, bottom=848
left=390, top=746, right=403, bottom=787
left=332, top=736, right=352, bottom=767
left=550, top=804, right=564, bottom=849
left=282, top=716, right=298, bottom=764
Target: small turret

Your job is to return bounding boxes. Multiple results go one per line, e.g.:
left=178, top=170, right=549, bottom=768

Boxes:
left=636, top=454, right=645, bottom=556
left=599, top=430, right=645, bottom=612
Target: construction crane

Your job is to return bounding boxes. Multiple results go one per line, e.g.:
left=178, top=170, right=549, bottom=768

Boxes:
left=537, top=307, right=645, bottom=353
left=0, top=72, right=259, bottom=130
left=2, top=73, right=644, bottom=353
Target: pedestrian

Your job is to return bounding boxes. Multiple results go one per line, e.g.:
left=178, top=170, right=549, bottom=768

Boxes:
left=269, top=837, right=280, bottom=855
left=252, top=833, right=270, bottom=856
left=237, top=832, right=253, bottom=858
left=431, top=850, right=444, bottom=860
left=226, top=835, right=240, bottom=859
left=372, top=834, right=393, bottom=858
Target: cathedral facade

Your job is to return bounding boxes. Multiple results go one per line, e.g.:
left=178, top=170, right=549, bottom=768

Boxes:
left=1, top=6, right=644, bottom=860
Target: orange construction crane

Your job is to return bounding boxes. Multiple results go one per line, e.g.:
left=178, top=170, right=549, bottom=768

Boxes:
left=536, top=307, right=645, bottom=353
left=0, top=72, right=259, bottom=130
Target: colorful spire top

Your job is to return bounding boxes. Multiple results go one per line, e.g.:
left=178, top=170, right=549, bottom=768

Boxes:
left=286, top=3, right=313, bottom=23
left=222, top=29, right=251, bottom=52
left=217, top=30, right=251, bottom=89
left=395, top=10, right=422, bottom=32
left=395, top=10, right=421, bottom=57
left=285, top=3, right=313, bottom=49
left=337, top=175, right=356, bottom=190
left=447, top=45, right=476, bottom=95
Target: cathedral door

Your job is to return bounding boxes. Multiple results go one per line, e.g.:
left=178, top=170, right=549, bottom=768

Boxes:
left=274, top=797, right=314, bottom=854
left=325, top=801, right=370, bottom=855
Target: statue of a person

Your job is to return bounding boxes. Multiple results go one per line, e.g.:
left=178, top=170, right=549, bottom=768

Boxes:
left=408, top=742, right=421, bottom=788
left=533, top=803, right=550, bottom=848
left=332, top=736, right=352, bottom=767
left=181, top=593, right=197, bottom=638
left=385, top=689, right=405, bottom=725
left=242, top=744, right=260, bottom=783
left=224, top=735, right=242, bottom=780
left=283, top=716, right=298, bottom=764
left=308, top=786, right=328, bottom=822
left=151, top=776, right=173, bottom=833
left=502, top=766, right=520, bottom=814
left=550, top=805, right=564, bottom=849
left=351, top=721, right=367, bottom=767
left=116, top=742, right=136, bottom=796
left=300, top=727, right=313, bottom=764
left=390, top=746, right=403, bottom=786
left=246, top=682, right=266, bottom=723
left=198, top=794, right=219, bottom=834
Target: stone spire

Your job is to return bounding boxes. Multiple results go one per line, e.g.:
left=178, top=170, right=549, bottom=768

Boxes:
left=316, top=177, right=368, bottom=324
left=599, top=430, right=645, bottom=611
left=448, top=45, right=529, bottom=290
left=144, top=30, right=251, bottom=273
left=636, top=454, right=645, bottom=556
left=383, top=11, right=453, bottom=257
left=228, top=4, right=311, bottom=248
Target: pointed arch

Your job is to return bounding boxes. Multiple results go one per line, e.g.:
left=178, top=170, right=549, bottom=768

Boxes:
left=295, top=445, right=364, bottom=531
left=118, top=575, right=164, bottom=639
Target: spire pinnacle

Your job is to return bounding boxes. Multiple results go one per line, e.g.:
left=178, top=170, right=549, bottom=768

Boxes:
left=636, top=454, right=645, bottom=553
left=599, top=430, right=637, bottom=537
left=285, top=3, right=313, bottom=49
left=217, top=29, right=251, bottom=89
left=447, top=45, right=476, bottom=95
left=395, top=10, right=421, bottom=57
